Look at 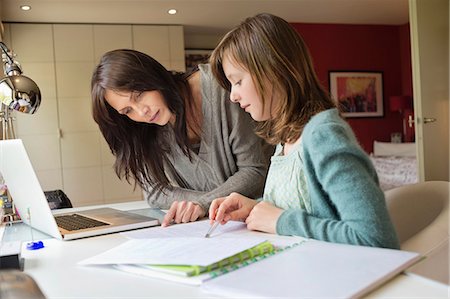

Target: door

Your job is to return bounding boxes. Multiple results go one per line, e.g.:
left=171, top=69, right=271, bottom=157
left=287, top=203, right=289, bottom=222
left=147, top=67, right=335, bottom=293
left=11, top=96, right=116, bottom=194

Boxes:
left=409, top=0, right=449, bottom=181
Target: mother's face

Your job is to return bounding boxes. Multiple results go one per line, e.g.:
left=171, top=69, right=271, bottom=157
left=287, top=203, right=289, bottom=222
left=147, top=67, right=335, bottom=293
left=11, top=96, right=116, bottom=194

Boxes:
left=104, top=89, right=174, bottom=126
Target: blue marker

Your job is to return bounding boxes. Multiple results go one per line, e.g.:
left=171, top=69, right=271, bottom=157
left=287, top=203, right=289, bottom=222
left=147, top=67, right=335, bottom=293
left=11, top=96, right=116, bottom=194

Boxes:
left=26, top=207, right=44, bottom=250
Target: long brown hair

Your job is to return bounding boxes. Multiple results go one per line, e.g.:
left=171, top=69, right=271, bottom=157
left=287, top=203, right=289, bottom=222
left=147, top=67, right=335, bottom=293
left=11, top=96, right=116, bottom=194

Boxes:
left=210, top=13, right=335, bottom=144
left=91, top=49, right=197, bottom=191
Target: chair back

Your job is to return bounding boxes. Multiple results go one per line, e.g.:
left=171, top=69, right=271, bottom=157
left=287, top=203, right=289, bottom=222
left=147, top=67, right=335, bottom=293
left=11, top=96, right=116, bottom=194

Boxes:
left=384, top=181, right=449, bottom=254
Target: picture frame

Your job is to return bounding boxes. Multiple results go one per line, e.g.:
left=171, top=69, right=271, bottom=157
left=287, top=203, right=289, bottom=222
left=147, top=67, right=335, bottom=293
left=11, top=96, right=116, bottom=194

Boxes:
left=329, top=71, right=384, bottom=118
left=185, top=49, right=213, bottom=72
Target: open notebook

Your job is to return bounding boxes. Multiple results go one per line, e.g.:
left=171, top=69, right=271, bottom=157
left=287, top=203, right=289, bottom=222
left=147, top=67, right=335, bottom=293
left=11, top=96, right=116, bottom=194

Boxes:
left=79, top=236, right=304, bottom=285
left=202, top=239, right=421, bottom=298
left=116, top=240, right=304, bottom=285
left=80, top=219, right=421, bottom=296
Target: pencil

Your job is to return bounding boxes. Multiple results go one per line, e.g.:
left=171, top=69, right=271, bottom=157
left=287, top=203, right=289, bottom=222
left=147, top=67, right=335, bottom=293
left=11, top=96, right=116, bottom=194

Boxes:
left=204, top=221, right=219, bottom=238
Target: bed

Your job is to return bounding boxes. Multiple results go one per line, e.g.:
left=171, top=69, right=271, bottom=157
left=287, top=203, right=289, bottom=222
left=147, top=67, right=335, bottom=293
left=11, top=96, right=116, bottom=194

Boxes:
left=370, top=141, right=418, bottom=191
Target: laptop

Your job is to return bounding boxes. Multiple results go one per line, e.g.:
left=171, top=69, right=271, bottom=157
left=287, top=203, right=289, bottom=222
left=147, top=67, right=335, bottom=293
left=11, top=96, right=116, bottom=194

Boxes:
left=0, top=139, right=159, bottom=240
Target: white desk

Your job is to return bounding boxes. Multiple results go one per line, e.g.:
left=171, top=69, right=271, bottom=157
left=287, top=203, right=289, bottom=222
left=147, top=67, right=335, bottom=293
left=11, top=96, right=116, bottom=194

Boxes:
left=3, top=201, right=449, bottom=298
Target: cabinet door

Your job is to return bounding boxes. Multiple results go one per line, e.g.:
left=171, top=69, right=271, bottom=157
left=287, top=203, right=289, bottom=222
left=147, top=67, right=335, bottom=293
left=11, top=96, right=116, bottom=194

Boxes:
left=9, top=24, right=63, bottom=192
left=53, top=24, right=103, bottom=206
left=93, top=25, right=133, bottom=62
left=133, top=25, right=171, bottom=69
left=169, top=26, right=186, bottom=72
left=133, top=25, right=185, bottom=71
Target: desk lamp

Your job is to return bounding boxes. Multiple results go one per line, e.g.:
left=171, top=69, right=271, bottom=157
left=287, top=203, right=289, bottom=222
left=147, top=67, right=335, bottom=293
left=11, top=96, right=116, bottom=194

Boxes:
left=0, top=41, right=41, bottom=140
left=0, top=41, right=41, bottom=224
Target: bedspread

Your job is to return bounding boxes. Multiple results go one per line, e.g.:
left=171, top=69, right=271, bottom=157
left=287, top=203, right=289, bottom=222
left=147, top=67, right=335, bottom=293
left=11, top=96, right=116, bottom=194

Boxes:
left=370, top=156, right=418, bottom=191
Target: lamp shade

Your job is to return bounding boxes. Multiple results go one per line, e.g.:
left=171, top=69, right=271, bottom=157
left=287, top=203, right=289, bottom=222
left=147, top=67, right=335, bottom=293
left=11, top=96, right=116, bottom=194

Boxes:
left=389, top=95, right=412, bottom=112
left=0, top=74, right=41, bottom=114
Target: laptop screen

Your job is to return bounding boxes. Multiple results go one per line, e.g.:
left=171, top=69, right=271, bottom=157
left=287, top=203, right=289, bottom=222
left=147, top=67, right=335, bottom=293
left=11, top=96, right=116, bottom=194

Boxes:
left=0, top=139, right=63, bottom=239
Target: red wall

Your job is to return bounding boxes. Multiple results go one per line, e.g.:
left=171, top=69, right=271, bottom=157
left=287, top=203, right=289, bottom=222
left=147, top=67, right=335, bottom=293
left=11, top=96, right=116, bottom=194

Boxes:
left=291, top=23, right=412, bottom=153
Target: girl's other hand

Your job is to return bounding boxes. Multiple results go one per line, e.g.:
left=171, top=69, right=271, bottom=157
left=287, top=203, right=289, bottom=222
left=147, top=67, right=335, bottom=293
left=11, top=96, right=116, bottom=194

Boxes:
left=161, top=201, right=205, bottom=227
left=246, top=201, right=283, bottom=234
left=209, top=192, right=257, bottom=225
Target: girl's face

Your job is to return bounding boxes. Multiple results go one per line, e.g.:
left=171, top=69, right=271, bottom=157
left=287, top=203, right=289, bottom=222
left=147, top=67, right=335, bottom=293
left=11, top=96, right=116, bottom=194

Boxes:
left=222, top=55, right=273, bottom=121
left=105, top=89, right=174, bottom=126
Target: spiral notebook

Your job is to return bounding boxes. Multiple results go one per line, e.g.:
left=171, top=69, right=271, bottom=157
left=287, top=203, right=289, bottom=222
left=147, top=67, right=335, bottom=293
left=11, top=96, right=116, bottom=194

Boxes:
left=113, top=240, right=303, bottom=285
left=79, top=237, right=304, bottom=286
left=202, top=239, right=422, bottom=298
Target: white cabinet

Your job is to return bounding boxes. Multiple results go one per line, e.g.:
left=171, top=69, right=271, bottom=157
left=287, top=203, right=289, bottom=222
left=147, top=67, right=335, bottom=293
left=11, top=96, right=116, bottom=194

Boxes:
left=5, top=23, right=185, bottom=206
left=132, top=25, right=186, bottom=71
left=169, top=26, right=187, bottom=71
left=93, top=25, right=133, bottom=62
left=7, top=24, right=64, bottom=194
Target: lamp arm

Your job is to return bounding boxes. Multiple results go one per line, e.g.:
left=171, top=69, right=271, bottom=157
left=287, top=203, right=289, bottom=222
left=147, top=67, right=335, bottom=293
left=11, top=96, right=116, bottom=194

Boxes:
left=0, top=42, right=13, bottom=63
left=0, top=42, right=22, bottom=75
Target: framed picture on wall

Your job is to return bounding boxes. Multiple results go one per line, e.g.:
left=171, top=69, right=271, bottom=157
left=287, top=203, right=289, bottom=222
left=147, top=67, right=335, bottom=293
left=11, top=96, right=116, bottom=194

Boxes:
left=185, top=49, right=212, bottom=72
left=329, top=71, right=384, bottom=118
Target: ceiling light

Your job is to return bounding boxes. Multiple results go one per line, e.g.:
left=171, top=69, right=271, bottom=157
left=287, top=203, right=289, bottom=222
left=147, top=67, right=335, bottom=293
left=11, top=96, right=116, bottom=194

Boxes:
left=168, top=9, right=177, bottom=15
left=20, top=5, right=31, bottom=11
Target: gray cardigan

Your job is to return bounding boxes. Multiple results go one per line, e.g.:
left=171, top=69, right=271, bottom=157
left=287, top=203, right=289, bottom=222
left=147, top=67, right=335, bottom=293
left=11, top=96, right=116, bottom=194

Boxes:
left=145, top=64, right=272, bottom=211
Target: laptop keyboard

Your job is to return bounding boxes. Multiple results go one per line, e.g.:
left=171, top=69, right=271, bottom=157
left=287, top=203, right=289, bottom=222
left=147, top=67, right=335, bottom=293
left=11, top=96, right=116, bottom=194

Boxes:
left=54, top=214, right=109, bottom=231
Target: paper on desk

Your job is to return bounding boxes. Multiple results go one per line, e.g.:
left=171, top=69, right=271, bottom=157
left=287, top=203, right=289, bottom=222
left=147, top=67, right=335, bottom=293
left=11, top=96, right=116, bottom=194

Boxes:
left=78, top=237, right=266, bottom=267
left=122, top=219, right=247, bottom=239
left=202, top=239, right=422, bottom=298
left=122, top=219, right=307, bottom=248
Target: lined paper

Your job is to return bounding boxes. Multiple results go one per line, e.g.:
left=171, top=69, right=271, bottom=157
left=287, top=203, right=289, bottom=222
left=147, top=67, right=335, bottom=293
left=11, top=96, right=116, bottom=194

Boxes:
left=78, top=237, right=266, bottom=266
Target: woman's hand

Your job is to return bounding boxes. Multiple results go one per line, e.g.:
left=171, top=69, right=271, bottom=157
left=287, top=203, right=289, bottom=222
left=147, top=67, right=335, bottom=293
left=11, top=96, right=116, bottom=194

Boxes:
left=161, top=201, right=205, bottom=227
left=209, top=192, right=257, bottom=225
left=246, top=201, right=283, bottom=234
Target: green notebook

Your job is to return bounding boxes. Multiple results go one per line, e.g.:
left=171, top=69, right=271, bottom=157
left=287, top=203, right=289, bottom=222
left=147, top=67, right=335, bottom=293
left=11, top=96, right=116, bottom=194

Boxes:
left=146, top=240, right=274, bottom=277
left=114, top=240, right=305, bottom=285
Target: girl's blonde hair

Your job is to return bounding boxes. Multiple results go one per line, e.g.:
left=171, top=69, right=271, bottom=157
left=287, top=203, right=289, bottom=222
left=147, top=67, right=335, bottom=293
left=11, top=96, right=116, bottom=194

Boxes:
left=210, top=13, right=336, bottom=144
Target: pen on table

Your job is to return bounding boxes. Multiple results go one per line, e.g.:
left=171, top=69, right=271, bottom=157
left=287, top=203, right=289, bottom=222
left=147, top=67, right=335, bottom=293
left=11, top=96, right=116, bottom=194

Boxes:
left=205, top=221, right=219, bottom=238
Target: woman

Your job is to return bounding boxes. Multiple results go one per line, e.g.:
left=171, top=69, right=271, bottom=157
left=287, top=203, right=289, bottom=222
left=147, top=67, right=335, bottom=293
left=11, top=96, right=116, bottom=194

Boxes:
left=208, top=14, right=399, bottom=248
left=91, top=49, right=271, bottom=226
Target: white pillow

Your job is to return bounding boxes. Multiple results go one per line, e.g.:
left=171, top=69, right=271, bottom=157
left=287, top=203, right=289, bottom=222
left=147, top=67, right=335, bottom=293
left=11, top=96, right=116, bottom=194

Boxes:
left=373, top=141, right=416, bottom=157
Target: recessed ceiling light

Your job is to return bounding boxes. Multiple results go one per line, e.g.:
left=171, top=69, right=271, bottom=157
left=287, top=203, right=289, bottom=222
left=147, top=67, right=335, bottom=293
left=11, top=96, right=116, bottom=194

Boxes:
left=168, top=9, right=177, bottom=15
left=20, top=5, right=31, bottom=11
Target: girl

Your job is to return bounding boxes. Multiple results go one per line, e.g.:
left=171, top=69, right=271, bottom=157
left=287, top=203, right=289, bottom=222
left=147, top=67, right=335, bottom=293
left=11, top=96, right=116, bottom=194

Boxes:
left=208, top=14, right=399, bottom=249
left=91, top=49, right=271, bottom=226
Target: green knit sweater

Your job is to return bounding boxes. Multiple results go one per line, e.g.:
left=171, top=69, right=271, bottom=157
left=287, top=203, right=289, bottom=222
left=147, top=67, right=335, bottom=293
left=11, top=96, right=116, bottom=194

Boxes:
left=276, top=109, right=400, bottom=249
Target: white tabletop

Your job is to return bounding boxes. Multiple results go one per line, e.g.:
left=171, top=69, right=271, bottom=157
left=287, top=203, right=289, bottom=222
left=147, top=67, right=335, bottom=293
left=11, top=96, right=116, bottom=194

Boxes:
left=3, top=201, right=449, bottom=298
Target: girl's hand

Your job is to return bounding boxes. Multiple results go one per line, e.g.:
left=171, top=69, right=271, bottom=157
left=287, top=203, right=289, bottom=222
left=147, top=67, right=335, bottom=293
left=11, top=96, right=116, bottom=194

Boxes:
left=161, top=201, right=205, bottom=227
left=209, top=192, right=257, bottom=225
left=246, top=201, right=283, bottom=234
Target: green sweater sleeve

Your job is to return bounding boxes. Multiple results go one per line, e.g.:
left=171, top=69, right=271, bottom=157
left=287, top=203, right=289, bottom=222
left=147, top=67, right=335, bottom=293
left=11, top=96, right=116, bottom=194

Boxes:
left=276, top=110, right=399, bottom=249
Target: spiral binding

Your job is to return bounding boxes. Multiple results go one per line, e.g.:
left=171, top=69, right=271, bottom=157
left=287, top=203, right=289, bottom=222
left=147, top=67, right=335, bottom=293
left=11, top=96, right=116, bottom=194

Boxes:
left=208, top=240, right=306, bottom=278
